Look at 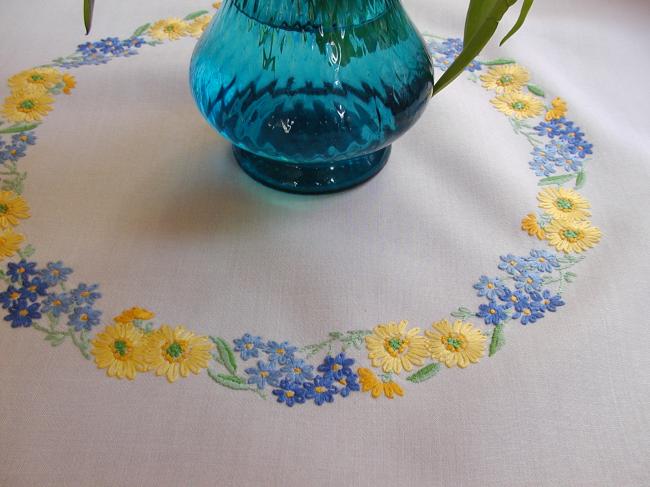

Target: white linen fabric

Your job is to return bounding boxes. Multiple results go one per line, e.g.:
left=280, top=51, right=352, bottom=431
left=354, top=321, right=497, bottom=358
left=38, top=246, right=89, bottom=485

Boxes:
left=0, top=0, right=648, bottom=486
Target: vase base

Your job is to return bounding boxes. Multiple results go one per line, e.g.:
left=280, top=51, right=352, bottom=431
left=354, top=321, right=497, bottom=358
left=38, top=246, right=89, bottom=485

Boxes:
left=233, top=145, right=390, bottom=195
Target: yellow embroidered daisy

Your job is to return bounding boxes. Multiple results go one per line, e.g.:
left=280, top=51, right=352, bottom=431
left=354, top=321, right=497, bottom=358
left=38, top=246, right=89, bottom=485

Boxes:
left=1, top=87, right=55, bottom=123
left=62, top=73, right=76, bottom=95
left=537, top=187, right=591, bottom=222
left=0, top=229, right=24, bottom=259
left=491, top=91, right=544, bottom=119
left=149, top=18, right=189, bottom=41
left=145, top=325, right=213, bottom=383
left=365, top=320, right=429, bottom=374
left=357, top=368, right=404, bottom=399
left=114, top=306, right=155, bottom=324
left=212, top=2, right=222, bottom=8
left=0, top=191, right=30, bottom=229
left=545, top=219, right=601, bottom=253
left=480, top=64, right=530, bottom=94
left=8, top=67, right=63, bottom=92
left=521, top=213, right=545, bottom=239
left=187, top=14, right=213, bottom=38
left=91, top=322, right=148, bottom=380
left=425, top=319, right=485, bottom=368
left=545, top=97, right=567, bottom=121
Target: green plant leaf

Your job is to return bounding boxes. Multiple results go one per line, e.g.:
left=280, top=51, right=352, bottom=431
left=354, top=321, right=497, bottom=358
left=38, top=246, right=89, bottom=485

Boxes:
left=184, top=10, right=209, bottom=21
left=0, top=123, right=39, bottom=134
left=210, top=336, right=237, bottom=375
left=527, top=84, right=545, bottom=97
left=406, top=362, right=441, bottom=383
left=84, top=0, right=95, bottom=34
left=132, top=23, right=151, bottom=37
left=574, top=170, right=586, bottom=189
left=489, top=324, right=505, bottom=356
left=482, top=58, right=516, bottom=66
left=434, top=0, right=518, bottom=95
left=500, top=0, right=535, bottom=46
left=207, top=370, right=251, bottom=390
left=538, top=174, right=576, bottom=186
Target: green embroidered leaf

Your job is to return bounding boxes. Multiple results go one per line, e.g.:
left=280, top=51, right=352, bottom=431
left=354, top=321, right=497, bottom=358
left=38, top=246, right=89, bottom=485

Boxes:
left=18, top=244, right=35, bottom=259
left=482, top=58, right=517, bottom=66
left=184, top=10, right=209, bottom=21
left=207, top=370, right=251, bottom=390
left=132, top=23, right=151, bottom=37
left=527, top=84, right=545, bottom=97
left=564, top=271, right=577, bottom=283
left=538, top=174, right=576, bottom=186
left=489, top=324, right=505, bottom=356
left=451, top=306, right=474, bottom=319
left=574, top=170, right=586, bottom=189
left=84, top=0, right=95, bottom=34
left=210, top=336, right=237, bottom=375
left=406, top=362, right=441, bottom=383
left=0, top=123, right=39, bottom=134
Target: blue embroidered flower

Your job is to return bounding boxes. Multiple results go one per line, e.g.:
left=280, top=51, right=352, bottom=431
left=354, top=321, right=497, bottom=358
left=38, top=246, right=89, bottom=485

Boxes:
left=4, top=299, right=41, bottom=328
left=498, top=254, right=526, bottom=275
left=233, top=333, right=263, bottom=360
left=533, top=117, right=573, bottom=139
left=264, top=340, right=297, bottom=365
left=317, top=353, right=355, bottom=380
left=532, top=289, right=565, bottom=312
left=304, top=376, right=338, bottom=406
left=477, top=301, right=509, bottom=325
left=7, top=260, right=38, bottom=283
left=334, top=372, right=360, bottom=398
left=283, top=358, right=315, bottom=383
left=41, top=293, right=73, bottom=317
left=567, top=140, right=593, bottom=158
left=526, top=250, right=560, bottom=273
left=245, top=360, right=282, bottom=389
left=71, top=283, right=101, bottom=305
left=511, top=299, right=545, bottom=325
left=0, top=142, right=26, bottom=162
left=0, top=285, right=29, bottom=309
left=40, top=261, right=73, bottom=286
left=11, top=132, right=37, bottom=145
left=122, top=37, right=145, bottom=49
left=21, top=276, right=49, bottom=302
left=529, top=156, right=557, bottom=177
left=429, top=38, right=482, bottom=72
left=559, top=125, right=585, bottom=144
left=497, top=287, right=525, bottom=308
left=67, top=306, right=101, bottom=331
left=514, top=269, right=544, bottom=294
left=555, top=149, right=583, bottom=173
left=272, top=379, right=307, bottom=407
left=473, top=275, right=507, bottom=300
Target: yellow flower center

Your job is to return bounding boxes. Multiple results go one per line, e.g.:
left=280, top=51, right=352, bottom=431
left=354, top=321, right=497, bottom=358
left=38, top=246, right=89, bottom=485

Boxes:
left=276, top=348, right=285, bottom=355
left=489, top=308, right=497, bottom=315
left=384, top=337, right=407, bottom=357
left=80, top=291, right=91, bottom=297
left=338, top=378, right=347, bottom=386
left=510, top=295, right=518, bottom=302
left=244, top=343, right=253, bottom=350
left=487, top=282, right=494, bottom=289
left=113, top=339, right=129, bottom=358
left=165, top=341, right=184, bottom=360
left=538, top=257, right=546, bottom=263
left=28, top=285, right=36, bottom=292
left=442, top=334, right=465, bottom=352
left=52, top=269, right=60, bottom=276
left=293, top=367, right=302, bottom=374
left=509, top=260, right=517, bottom=266
left=523, top=309, right=532, bottom=316
left=315, top=386, right=327, bottom=394
left=165, top=24, right=177, bottom=33
left=562, top=229, right=582, bottom=242
left=30, top=74, right=44, bottom=82
left=19, top=99, right=36, bottom=111
left=526, top=278, right=533, bottom=284
left=260, top=371, right=269, bottom=378
left=332, top=364, right=342, bottom=372
left=80, top=314, right=89, bottom=321
left=555, top=198, right=574, bottom=211
left=285, top=390, right=295, bottom=398
left=52, top=299, right=62, bottom=306
left=19, top=135, right=27, bottom=142
left=19, top=309, right=28, bottom=317
left=10, top=291, right=20, bottom=300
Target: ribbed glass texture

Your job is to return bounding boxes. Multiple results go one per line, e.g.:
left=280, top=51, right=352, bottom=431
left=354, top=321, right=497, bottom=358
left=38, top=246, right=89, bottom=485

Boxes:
left=190, top=0, right=434, bottom=193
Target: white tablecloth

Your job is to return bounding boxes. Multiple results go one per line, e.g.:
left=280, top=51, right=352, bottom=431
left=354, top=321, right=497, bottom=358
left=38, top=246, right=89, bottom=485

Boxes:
left=0, top=0, right=648, bottom=485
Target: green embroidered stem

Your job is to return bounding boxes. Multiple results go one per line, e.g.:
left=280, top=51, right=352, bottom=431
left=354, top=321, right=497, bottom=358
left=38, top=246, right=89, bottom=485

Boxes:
left=68, top=329, right=91, bottom=360
left=207, top=369, right=266, bottom=399
left=0, top=161, right=28, bottom=195
left=406, top=362, right=441, bottom=383
left=301, top=329, right=371, bottom=359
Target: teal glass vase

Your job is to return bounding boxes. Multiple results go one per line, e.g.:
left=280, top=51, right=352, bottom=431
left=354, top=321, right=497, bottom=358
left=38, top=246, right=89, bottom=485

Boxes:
left=190, top=0, right=434, bottom=194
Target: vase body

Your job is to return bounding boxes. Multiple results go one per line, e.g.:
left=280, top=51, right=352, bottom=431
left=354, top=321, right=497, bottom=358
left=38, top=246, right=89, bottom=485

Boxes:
left=190, top=0, right=434, bottom=193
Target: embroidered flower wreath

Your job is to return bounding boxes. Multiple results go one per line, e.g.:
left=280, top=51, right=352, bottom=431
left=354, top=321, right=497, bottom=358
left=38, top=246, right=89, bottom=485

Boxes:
left=0, top=3, right=601, bottom=406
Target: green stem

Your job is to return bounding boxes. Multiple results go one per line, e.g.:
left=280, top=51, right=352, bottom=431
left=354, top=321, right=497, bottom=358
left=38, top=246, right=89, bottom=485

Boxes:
left=68, top=329, right=91, bottom=360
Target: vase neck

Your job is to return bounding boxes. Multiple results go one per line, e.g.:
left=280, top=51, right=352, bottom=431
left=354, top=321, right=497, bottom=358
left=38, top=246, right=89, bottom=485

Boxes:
left=229, top=0, right=397, bottom=31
